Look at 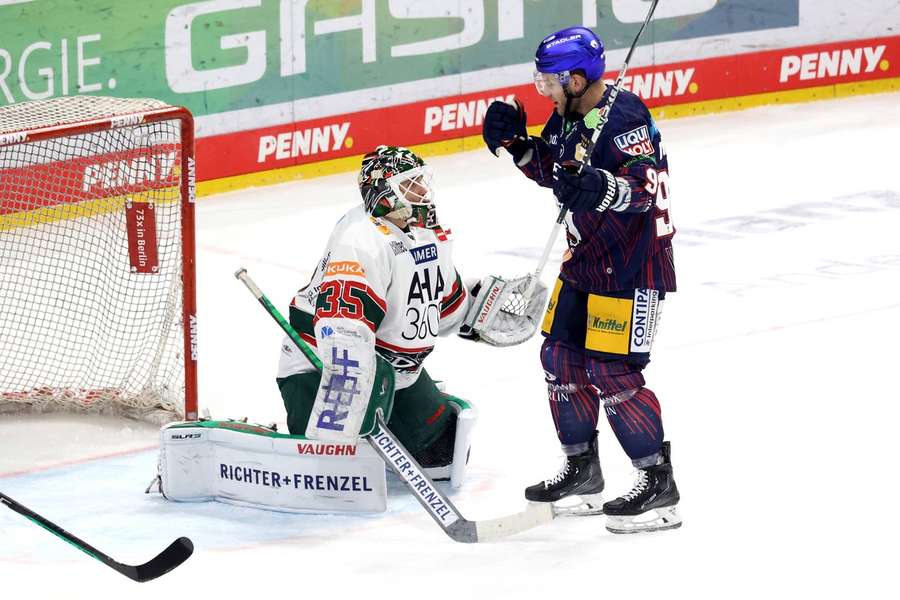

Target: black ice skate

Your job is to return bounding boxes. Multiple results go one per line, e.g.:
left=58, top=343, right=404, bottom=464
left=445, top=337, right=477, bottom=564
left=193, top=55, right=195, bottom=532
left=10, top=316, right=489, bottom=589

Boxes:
left=525, top=431, right=604, bottom=516
left=603, top=441, right=682, bottom=534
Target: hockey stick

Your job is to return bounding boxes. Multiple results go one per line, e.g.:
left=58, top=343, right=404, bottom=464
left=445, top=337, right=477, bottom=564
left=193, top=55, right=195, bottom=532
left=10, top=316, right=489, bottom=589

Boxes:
left=234, top=267, right=556, bottom=542
left=522, top=0, right=661, bottom=302
left=0, top=491, right=193, bottom=582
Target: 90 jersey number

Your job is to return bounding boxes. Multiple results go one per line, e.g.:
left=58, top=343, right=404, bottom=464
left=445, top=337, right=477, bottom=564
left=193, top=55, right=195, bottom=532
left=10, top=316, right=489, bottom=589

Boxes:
left=645, top=166, right=674, bottom=238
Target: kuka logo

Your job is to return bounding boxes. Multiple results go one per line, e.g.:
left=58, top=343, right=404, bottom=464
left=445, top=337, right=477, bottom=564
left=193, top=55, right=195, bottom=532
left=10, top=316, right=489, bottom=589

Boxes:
left=325, top=261, right=365, bottom=277
left=779, top=45, right=887, bottom=83
left=257, top=122, right=351, bottom=163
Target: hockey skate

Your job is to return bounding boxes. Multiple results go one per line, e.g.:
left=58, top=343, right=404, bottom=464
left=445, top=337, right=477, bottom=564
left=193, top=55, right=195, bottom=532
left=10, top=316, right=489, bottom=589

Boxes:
left=525, top=431, right=605, bottom=516
left=603, top=441, right=681, bottom=534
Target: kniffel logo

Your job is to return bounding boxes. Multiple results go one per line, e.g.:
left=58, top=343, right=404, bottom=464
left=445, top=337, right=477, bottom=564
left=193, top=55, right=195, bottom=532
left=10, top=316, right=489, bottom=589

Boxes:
left=591, top=317, right=628, bottom=332
left=614, top=125, right=654, bottom=157
left=410, top=244, right=437, bottom=265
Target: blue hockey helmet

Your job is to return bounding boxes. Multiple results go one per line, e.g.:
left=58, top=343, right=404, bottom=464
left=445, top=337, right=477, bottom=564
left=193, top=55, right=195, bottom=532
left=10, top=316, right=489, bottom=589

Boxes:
left=534, top=26, right=606, bottom=94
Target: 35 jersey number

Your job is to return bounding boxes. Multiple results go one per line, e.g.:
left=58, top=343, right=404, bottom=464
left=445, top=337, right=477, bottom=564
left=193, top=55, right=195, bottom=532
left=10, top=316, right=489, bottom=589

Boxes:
left=316, top=280, right=377, bottom=331
left=645, top=167, right=674, bottom=238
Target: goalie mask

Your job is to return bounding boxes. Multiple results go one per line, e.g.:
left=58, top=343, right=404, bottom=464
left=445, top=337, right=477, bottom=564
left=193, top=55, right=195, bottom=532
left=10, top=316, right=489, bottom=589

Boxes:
left=358, top=145, right=438, bottom=229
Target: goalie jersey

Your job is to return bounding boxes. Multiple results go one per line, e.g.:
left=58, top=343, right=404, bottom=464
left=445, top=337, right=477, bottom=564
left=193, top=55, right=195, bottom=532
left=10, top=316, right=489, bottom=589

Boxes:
left=277, top=205, right=469, bottom=391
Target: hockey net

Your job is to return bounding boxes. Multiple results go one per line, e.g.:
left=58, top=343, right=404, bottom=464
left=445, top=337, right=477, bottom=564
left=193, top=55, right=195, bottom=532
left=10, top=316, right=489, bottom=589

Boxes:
left=0, top=96, right=198, bottom=425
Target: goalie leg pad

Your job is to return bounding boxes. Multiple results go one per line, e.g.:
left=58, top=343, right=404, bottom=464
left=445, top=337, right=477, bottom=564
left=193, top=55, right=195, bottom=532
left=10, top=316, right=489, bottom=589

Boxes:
left=158, top=421, right=387, bottom=513
left=277, top=356, right=395, bottom=437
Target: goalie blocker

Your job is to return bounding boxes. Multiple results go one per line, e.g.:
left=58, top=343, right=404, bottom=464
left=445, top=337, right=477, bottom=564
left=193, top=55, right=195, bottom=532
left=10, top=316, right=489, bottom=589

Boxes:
left=156, top=398, right=476, bottom=514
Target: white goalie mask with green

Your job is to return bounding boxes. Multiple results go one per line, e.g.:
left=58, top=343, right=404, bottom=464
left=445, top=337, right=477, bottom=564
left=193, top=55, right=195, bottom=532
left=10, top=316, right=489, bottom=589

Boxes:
left=358, top=145, right=438, bottom=229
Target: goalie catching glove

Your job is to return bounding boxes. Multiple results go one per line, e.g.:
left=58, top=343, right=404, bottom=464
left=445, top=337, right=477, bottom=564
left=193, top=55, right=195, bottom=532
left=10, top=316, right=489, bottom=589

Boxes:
left=458, top=275, right=548, bottom=346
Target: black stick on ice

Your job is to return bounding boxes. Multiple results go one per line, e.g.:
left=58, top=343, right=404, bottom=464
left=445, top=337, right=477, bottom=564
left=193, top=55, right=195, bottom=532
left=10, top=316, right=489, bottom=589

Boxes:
left=1, top=491, right=193, bottom=582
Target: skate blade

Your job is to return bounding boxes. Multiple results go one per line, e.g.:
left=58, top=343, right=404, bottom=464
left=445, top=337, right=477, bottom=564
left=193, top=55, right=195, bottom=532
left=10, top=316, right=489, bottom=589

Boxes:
left=606, top=505, right=681, bottom=534
left=551, top=493, right=604, bottom=517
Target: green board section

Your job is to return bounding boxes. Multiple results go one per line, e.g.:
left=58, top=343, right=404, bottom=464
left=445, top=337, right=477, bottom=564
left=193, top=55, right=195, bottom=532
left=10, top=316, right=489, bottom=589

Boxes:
left=0, top=1, right=798, bottom=120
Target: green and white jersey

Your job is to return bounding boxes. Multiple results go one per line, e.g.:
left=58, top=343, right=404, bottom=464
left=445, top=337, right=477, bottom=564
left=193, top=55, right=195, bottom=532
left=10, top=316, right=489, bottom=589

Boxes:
left=278, top=205, right=468, bottom=390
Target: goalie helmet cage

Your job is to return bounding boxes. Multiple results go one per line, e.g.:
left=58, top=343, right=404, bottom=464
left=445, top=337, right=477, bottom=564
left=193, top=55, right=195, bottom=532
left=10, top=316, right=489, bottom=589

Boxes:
left=0, top=96, right=198, bottom=424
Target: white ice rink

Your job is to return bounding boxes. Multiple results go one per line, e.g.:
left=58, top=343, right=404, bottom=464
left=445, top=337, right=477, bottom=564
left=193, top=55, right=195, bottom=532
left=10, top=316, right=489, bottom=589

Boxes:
left=2, top=91, right=900, bottom=599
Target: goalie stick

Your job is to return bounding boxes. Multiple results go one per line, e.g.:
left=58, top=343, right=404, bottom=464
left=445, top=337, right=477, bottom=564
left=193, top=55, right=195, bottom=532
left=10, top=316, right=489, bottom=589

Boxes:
left=522, top=0, right=661, bottom=302
left=234, top=267, right=557, bottom=542
left=0, top=491, right=193, bottom=582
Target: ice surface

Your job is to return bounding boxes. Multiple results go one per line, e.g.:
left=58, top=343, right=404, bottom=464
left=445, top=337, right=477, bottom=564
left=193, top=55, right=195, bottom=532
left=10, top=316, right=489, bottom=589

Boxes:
left=2, top=92, right=899, bottom=598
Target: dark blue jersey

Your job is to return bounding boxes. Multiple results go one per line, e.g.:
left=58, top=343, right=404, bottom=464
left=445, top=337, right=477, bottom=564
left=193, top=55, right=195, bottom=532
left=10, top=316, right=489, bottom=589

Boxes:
left=517, top=88, right=676, bottom=293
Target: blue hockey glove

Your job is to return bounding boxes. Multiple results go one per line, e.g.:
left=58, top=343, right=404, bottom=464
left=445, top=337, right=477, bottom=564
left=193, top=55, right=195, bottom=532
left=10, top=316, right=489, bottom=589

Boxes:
left=553, top=161, right=619, bottom=213
left=483, top=100, right=527, bottom=157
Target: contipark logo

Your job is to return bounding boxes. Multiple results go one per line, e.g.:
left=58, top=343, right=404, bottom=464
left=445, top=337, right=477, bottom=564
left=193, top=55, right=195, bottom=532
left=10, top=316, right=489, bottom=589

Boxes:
left=779, top=45, right=887, bottom=83
left=258, top=122, right=351, bottom=163
left=424, top=94, right=515, bottom=135
left=615, top=68, right=696, bottom=101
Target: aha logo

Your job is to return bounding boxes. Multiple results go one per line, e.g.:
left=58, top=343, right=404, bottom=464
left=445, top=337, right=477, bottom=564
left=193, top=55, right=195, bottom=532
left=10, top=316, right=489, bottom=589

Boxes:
left=614, top=125, right=654, bottom=157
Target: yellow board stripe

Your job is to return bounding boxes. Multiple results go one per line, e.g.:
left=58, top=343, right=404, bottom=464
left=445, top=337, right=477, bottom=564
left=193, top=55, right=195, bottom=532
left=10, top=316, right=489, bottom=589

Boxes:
left=0, top=192, right=178, bottom=232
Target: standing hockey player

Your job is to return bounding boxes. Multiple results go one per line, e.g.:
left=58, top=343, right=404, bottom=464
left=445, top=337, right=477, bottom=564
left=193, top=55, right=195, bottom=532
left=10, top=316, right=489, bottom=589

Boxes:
left=482, top=26, right=681, bottom=533
left=276, top=146, right=473, bottom=478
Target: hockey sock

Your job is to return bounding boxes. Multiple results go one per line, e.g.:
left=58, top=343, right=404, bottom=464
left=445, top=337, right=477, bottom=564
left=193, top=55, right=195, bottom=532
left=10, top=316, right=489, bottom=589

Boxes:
left=548, top=383, right=601, bottom=453
left=604, top=387, right=664, bottom=468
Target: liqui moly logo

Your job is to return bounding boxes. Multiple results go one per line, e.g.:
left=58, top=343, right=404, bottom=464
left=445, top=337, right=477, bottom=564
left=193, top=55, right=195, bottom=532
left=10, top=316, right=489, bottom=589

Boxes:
left=82, top=152, right=177, bottom=193
left=614, top=125, right=654, bottom=157
left=779, top=45, right=887, bottom=83
left=424, top=94, right=515, bottom=135
left=297, top=442, right=358, bottom=456
left=257, top=122, right=351, bottom=163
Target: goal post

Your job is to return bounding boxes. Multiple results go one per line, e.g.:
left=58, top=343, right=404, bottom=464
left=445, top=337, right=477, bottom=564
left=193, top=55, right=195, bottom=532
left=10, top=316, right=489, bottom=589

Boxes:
left=0, top=96, right=198, bottom=424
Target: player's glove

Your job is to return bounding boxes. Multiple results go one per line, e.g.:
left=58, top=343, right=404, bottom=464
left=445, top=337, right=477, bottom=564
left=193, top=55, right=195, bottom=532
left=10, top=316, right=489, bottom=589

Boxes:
left=553, top=161, right=619, bottom=213
left=483, top=100, right=528, bottom=158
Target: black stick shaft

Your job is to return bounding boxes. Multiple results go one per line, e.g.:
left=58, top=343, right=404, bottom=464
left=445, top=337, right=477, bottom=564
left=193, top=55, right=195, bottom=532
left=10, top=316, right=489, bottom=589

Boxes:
left=1, top=491, right=192, bottom=582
